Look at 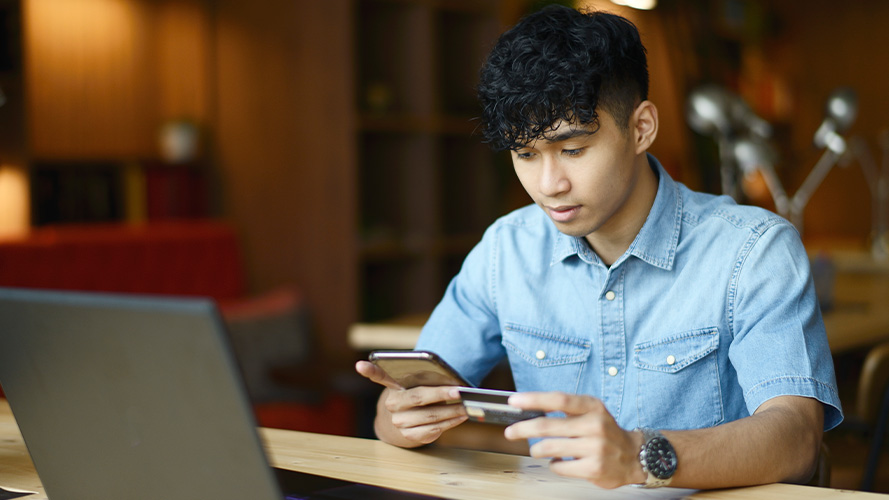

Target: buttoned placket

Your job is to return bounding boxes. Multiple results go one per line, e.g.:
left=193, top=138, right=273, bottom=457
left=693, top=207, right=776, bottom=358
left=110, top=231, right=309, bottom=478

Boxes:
left=598, top=265, right=627, bottom=419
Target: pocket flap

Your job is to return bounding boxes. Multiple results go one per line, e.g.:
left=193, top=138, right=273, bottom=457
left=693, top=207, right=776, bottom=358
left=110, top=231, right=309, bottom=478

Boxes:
left=634, top=328, right=719, bottom=374
left=502, top=323, right=590, bottom=367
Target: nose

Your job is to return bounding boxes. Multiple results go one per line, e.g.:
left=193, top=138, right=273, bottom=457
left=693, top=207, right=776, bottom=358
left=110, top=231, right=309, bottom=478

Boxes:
left=539, top=156, right=570, bottom=197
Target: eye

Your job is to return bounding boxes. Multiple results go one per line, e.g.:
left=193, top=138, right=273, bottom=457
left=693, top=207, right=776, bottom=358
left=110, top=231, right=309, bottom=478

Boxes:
left=562, top=147, right=585, bottom=157
left=515, top=151, right=536, bottom=160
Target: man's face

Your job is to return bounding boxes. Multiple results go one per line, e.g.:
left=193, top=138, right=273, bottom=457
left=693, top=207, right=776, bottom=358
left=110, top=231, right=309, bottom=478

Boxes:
left=510, top=109, right=648, bottom=242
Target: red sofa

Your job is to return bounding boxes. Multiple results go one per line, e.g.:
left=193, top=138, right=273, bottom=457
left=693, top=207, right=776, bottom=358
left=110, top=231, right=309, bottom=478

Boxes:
left=0, top=220, right=355, bottom=435
left=0, top=220, right=244, bottom=300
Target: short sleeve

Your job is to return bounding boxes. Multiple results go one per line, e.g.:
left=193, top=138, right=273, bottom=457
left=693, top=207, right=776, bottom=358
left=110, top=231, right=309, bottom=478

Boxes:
left=414, top=226, right=507, bottom=385
left=728, top=222, right=843, bottom=430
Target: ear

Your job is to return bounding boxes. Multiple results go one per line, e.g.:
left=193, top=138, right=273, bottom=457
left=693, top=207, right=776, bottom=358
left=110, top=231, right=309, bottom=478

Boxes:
left=632, top=100, right=658, bottom=155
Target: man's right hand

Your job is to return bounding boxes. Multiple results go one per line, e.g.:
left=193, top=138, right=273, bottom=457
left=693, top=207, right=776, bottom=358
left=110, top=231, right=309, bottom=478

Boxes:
left=355, top=360, right=468, bottom=448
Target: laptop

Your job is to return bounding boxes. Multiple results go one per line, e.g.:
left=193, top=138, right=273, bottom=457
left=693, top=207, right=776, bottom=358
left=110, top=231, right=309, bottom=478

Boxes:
left=0, top=287, right=435, bottom=500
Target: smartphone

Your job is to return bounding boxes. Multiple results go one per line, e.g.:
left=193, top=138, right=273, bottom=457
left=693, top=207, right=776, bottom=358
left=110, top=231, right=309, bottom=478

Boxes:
left=458, top=387, right=546, bottom=426
left=368, top=350, right=473, bottom=389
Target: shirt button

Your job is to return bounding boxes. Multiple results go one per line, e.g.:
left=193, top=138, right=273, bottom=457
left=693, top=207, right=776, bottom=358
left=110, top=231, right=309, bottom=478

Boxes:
left=607, top=366, right=618, bottom=376
left=666, top=355, right=676, bottom=365
left=605, top=291, right=616, bottom=301
left=536, top=350, right=546, bottom=360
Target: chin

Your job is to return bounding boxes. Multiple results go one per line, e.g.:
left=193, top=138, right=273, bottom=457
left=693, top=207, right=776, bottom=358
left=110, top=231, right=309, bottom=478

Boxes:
left=552, top=221, right=596, bottom=239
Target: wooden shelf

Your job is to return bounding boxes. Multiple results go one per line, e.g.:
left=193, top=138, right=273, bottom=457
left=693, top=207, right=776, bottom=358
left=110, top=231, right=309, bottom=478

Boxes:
left=359, top=232, right=484, bottom=261
left=353, top=0, right=508, bottom=322
left=28, top=159, right=210, bottom=226
left=0, top=0, right=216, bottom=226
left=358, top=114, right=478, bottom=135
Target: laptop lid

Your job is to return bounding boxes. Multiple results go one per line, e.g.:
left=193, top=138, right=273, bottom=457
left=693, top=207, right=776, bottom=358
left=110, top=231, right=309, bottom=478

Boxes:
left=0, top=287, right=283, bottom=500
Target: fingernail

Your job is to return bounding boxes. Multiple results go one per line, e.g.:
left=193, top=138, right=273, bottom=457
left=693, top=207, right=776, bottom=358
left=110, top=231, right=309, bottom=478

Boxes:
left=508, top=393, right=526, bottom=405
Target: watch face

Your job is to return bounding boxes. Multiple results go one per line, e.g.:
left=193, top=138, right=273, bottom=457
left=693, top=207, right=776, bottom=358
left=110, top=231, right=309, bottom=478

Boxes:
left=643, top=437, right=677, bottom=479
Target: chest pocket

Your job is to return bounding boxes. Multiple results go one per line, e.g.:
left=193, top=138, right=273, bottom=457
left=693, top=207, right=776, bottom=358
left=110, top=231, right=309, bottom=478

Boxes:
left=633, top=328, right=724, bottom=430
left=502, top=323, right=591, bottom=394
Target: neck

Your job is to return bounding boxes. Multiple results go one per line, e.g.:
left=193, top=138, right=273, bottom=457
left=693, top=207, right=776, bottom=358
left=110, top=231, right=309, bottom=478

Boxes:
left=585, top=155, right=659, bottom=266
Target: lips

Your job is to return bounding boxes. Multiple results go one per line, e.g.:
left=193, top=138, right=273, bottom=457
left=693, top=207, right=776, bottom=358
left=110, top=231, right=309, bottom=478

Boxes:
left=546, top=205, right=581, bottom=223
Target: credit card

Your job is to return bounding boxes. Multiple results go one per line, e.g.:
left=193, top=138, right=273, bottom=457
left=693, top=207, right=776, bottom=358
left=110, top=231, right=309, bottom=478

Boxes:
left=458, top=387, right=545, bottom=425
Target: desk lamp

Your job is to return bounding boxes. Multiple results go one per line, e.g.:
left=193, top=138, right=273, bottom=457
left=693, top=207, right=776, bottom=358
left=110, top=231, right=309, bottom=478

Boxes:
left=786, top=87, right=858, bottom=230
left=688, top=85, right=859, bottom=233
left=732, top=136, right=788, bottom=215
left=686, top=84, right=772, bottom=199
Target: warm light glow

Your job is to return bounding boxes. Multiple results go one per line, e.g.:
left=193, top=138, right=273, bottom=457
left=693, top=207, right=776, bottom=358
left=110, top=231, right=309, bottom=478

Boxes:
left=610, top=0, right=657, bottom=10
left=28, top=0, right=135, bottom=60
left=0, top=165, right=30, bottom=239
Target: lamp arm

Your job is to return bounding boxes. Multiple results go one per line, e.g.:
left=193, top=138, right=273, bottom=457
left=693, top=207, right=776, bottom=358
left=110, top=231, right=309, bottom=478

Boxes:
left=850, top=136, right=880, bottom=195
left=717, top=137, right=739, bottom=199
left=757, top=163, right=790, bottom=217
left=790, top=148, right=840, bottom=220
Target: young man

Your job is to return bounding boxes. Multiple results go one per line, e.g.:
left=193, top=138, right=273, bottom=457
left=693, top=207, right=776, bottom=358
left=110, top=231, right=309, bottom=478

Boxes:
left=355, top=5, right=842, bottom=490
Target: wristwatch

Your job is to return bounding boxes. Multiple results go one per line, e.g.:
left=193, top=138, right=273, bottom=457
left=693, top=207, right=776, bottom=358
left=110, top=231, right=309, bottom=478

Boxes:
left=637, top=428, right=677, bottom=488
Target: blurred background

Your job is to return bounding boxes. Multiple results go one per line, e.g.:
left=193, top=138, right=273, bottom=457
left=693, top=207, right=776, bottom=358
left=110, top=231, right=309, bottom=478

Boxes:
left=0, top=0, right=888, bottom=490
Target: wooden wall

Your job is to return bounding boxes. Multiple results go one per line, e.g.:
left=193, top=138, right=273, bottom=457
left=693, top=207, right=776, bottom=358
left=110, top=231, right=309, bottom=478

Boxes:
left=769, top=1, right=889, bottom=242
left=212, top=0, right=357, bottom=358
left=18, top=0, right=357, bottom=358
left=23, top=0, right=213, bottom=159
left=24, top=0, right=154, bottom=158
left=17, top=0, right=887, bottom=357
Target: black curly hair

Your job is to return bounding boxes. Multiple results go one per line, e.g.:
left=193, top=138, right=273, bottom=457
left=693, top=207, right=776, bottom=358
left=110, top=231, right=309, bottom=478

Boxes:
left=477, top=5, right=649, bottom=151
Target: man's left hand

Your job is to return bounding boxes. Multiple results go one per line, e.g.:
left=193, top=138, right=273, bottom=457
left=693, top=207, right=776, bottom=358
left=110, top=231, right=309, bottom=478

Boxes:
left=503, top=392, right=645, bottom=489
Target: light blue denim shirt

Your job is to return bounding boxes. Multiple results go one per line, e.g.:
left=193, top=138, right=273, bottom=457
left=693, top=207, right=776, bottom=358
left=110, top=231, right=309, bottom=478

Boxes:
left=416, top=155, right=843, bottom=431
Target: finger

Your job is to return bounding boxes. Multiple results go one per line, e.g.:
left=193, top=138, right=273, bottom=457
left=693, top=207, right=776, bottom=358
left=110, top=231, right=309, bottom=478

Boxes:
left=399, top=415, right=468, bottom=445
left=505, top=411, right=611, bottom=441
left=391, top=401, right=468, bottom=429
left=529, top=433, right=611, bottom=459
left=527, top=430, right=641, bottom=487
left=509, top=391, right=603, bottom=416
left=549, top=457, right=626, bottom=489
left=354, top=360, right=403, bottom=390
left=385, top=385, right=463, bottom=413
left=549, top=456, right=596, bottom=479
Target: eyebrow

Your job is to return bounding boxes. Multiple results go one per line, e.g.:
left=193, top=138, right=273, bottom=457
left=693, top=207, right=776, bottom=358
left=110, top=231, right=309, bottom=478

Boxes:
left=511, top=128, right=596, bottom=150
left=543, top=128, right=596, bottom=144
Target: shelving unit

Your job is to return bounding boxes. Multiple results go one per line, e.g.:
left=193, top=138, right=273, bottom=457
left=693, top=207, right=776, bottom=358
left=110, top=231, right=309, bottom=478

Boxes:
left=0, top=0, right=215, bottom=227
left=353, top=0, right=517, bottom=321
left=28, top=159, right=210, bottom=226
left=0, top=0, right=24, bottom=167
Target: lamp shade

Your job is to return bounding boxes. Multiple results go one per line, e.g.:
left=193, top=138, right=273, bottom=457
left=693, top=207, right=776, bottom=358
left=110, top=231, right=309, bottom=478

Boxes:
left=686, top=85, right=733, bottom=137
left=814, top=87, right=858, bottom=151
left=686, top=84, right=771, bottom=139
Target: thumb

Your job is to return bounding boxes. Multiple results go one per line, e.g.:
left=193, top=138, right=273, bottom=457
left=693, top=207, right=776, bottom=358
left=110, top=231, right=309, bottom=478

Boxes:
left=355, top=360, right=404, bottom=390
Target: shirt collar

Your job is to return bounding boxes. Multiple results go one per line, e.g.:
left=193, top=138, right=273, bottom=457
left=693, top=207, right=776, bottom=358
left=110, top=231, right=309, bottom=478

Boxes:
left=552, top=232, right=595, bottom=265
left=551, top=154, right=681, bottom=270
left=626, top=154, right=681, bottom=270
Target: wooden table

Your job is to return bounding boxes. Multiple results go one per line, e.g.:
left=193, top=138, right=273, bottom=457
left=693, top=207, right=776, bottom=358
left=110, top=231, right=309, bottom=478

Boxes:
left=0, top=400, right=884, bottom=500
left=348, top=313, right=427, bottom=351
left=820, top=252, right=889, bottom=354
